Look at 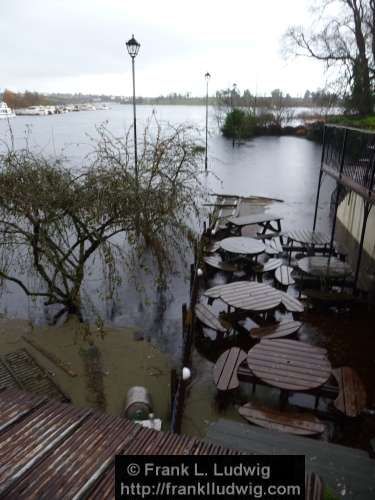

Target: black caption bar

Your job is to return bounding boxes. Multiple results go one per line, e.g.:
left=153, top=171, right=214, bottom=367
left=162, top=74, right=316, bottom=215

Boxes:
left=115, top=455, right=304, bottom=499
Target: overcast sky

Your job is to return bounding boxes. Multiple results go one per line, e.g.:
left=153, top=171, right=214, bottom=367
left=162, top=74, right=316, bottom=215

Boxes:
left=1, top=0, right=326, bottom=97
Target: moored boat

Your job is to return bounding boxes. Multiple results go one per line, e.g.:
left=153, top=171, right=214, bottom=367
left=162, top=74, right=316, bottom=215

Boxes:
left=15, top=106, right=49, bottom=116
left=0, top=101, right=15, bottom=119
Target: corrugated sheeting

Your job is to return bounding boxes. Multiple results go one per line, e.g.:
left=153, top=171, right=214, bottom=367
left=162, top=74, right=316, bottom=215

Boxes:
left=0, top=389, right=238, bottom=499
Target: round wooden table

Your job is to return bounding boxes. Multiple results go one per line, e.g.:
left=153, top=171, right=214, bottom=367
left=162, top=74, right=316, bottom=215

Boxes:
left=221, top=281, right=281, bottom=312
left=298, top=256, right=352, bottom=279
left=247, top=339, right=331, bottom=391
left=219, top=237, right=265, bottom=256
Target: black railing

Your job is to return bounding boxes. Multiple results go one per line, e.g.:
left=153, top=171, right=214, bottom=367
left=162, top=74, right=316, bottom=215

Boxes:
left=322, top=125, right=375, bottom=202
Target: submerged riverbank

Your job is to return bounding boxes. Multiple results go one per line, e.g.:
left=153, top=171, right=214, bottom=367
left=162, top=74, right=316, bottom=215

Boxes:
left=0, top=316, right=172, bottom=423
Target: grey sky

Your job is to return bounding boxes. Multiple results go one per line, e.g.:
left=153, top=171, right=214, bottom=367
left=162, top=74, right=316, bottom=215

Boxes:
left=1, top=0, right=325, bottom=97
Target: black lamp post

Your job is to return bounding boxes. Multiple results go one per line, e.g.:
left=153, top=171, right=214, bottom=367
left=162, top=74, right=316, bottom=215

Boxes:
left=204, top=72, right=211, bottom=172
left=126, top=34, right=141, bottom=183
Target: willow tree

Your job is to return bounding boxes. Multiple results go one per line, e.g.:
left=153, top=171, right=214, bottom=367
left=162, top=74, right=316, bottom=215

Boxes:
left=284, top=0, right=375, bottom=115
left=0, top=121, right=204, bottom=323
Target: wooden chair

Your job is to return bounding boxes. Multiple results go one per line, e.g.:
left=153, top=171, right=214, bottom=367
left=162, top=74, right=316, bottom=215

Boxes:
left=332, top=367, right=367, bottom=417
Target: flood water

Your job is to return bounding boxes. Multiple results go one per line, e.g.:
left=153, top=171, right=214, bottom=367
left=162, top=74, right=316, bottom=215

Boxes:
left=0, top=104, right=336, bottom=363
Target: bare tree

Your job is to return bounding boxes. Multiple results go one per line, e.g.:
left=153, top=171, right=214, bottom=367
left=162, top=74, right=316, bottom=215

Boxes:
left=0, top=121, right=204, bottom=323
left=284, top=0, right=375, bottom=115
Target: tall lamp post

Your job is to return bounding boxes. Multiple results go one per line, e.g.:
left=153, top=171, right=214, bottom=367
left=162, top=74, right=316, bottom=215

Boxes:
left=126, top=34, right=141, bottom=184
left=204, top=72, right=211, bottom=172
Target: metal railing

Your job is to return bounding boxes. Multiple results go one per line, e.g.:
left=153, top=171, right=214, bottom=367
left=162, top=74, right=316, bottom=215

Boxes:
left=322, top=125, right=375, bottom=202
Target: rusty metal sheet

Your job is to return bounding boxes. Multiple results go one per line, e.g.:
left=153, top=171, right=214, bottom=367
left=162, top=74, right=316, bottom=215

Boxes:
left=0, top=388, right=46, bottom=433
left=4, top=349, right=69, bottom=402
left=6, top=412, right=140, bottom=499
left=0, top=390, right=239, bottom=499
left=0, top=399, right=91, bottom=496
left=0, top=359, right=20, bottom=391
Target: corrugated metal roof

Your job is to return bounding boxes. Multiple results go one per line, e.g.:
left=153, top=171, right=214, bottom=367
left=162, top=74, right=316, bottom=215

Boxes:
left=0, top=389, right=238, bottom=499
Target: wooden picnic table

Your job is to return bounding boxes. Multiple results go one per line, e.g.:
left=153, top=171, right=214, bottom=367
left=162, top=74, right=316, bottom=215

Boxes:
left=221, top=281, right=282, bottom=312
left=298, top=256, right=352, bottom=280
left=227, top=213, right=282, bottom=234
left=219, top=236, right=265, bottom=256
left=247, top=339, right=331, bottom=391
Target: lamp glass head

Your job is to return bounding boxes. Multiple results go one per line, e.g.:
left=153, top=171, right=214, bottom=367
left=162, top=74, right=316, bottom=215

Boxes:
left=126, top=35, right=140, bottom=58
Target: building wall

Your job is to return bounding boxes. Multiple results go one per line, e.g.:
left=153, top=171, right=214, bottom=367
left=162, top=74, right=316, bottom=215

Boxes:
left=336, top=191, right=375, bottom=290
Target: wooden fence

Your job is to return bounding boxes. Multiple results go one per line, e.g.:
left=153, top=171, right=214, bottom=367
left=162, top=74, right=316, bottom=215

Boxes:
left=170, top=233, right=206, bottom=433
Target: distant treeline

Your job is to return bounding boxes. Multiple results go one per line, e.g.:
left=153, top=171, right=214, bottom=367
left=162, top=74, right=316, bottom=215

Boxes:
left=1, top=88, right=340, bottom=109
left=1, top=89, right=52, bottom=108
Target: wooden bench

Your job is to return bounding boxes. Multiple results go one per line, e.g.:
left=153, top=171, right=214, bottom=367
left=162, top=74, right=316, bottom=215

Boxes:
left=274, top=265, right=295, bottom=289
left=203, top=254, right=239, bottom=274
left=279, top=291, right=304, bottom=313
left=262, top=258, right=282, bottom=272
left=250, top=320, right=302, bottom=340
left=195, top=303, right=228, bottom=335
left=265, top=237, right=283, bottom=255
left=305, top=472, right=324, bottom=500
left=205, top=241, right=220, bottom=254
left=332, top=367, right=367, bottom=417
left=213, top=347, right=247, bottom=391
left=238, top=401, right=326, bottom=436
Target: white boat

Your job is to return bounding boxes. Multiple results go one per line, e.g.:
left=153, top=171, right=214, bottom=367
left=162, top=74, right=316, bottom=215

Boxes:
left=96, top=104, right=111, bottom=110
left=0, top=101, right=15, bottom=119
left=79, top=103, right=96, bottom=111
left=15, top=106, right=49, bottom=116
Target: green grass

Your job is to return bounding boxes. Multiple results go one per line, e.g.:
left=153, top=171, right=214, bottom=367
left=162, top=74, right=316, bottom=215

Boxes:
left=324, top=487, right=340, bottom=500
left=328, top=114, right=375, bottom=130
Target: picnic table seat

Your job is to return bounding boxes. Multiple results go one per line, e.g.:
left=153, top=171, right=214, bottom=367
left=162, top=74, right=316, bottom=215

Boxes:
left=205, top=241, right=221, bottom=254
left=195, top=303, right=228, bottom=334
left=262, top=258, right=283, bottom=273
left=238, top=402, right=326, bottom=436
left=332, top=367, right=367, bottom=417
left=265, top=237, right=283, bottom=255
left=256, top=231, right=285, bottom=241
left=274, top=265, right=295, bottom=288
left=203, top=254, right=239, bottom=273
left=305, top=472, right=324, bottom=500
left=279, top=291, right=304, bottom=313
left=254, top=258, right=283, bottom=282
left=213, top=347, right=247, bottom=391
left=250, top=320, right=302, bottom=340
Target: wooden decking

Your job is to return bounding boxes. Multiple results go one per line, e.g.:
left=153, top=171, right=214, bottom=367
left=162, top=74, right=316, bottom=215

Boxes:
left=206, top=419, right=375, bottom=499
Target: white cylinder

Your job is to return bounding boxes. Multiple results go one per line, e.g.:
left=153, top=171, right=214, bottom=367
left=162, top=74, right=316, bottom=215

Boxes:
left=182, top=367, right=191, bottom=381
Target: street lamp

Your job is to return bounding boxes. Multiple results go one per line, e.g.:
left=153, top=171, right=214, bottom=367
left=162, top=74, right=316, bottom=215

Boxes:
left=204, top=72, right=211, bottom=172
left=126, top=34, right=141, bottom=183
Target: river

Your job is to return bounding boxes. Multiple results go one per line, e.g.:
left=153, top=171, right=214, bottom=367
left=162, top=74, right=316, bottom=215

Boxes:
left=0, top=104, right=336, bottom=361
